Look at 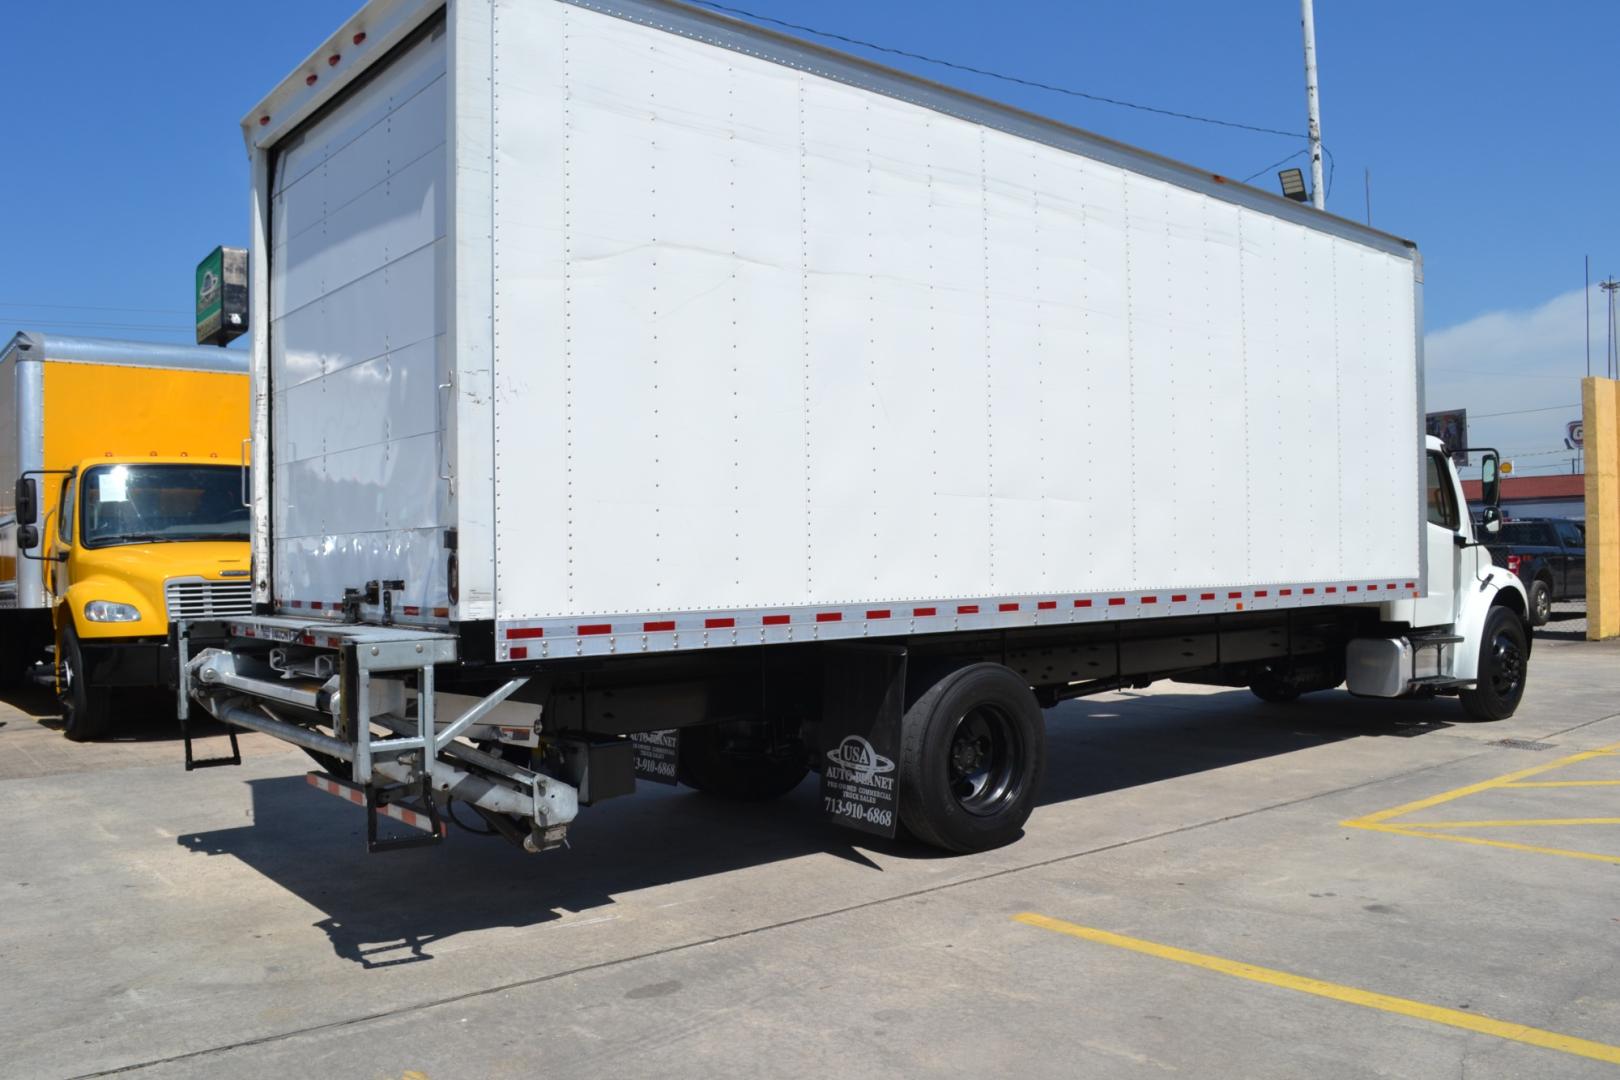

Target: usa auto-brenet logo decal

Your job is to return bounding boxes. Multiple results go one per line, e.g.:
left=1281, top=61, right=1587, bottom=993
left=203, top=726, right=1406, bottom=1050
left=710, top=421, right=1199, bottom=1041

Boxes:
left=826, top=735, right=895, bottom=786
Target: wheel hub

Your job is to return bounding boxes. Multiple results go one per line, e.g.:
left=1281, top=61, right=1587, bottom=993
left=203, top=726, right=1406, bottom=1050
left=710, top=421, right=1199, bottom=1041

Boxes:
left=1489, top=633, right=1524, bottom=696
left=946, top=706, right=1023, bottom=817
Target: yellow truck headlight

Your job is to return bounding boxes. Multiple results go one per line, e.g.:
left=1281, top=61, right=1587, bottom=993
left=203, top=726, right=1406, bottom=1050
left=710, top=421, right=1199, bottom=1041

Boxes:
left=84, top=600, right=141, bottom=623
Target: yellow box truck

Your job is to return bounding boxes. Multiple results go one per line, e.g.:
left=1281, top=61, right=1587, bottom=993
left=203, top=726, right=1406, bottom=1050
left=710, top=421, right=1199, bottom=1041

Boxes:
left=0, top=332, right=250, bottom=739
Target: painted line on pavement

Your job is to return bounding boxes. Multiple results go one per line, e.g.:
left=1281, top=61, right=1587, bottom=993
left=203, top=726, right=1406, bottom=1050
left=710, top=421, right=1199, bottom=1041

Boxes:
left=1014, top=913, right=1620, bottom=1067
left=1397, top=817, right=1620, bottom=829
left=1341, top=740, right=1620, bottom=865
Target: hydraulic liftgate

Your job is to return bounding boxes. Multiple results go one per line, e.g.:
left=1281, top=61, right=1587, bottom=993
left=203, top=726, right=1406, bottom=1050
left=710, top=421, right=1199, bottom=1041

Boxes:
left=176, top=617, right=579, bottom=852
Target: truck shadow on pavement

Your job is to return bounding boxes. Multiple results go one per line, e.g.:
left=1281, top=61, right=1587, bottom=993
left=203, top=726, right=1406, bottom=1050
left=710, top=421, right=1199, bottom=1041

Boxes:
left=175, top=688, right=1453, bottom=969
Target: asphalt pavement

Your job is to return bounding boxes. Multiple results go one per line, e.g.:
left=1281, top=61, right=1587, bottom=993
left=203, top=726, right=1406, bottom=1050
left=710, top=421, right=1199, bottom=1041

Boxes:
left=3, top=623, right=1619, bottom=1079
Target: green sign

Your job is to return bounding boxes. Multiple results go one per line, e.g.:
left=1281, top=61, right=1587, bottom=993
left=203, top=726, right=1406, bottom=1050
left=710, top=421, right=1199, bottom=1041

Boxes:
left=195, top=247, right=223, bottom=343
left=195, top=246, right=247, bottom=346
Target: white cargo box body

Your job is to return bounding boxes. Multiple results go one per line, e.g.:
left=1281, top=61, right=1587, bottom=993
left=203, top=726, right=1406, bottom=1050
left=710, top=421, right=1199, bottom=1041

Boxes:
left=246, top=0, right=1425, bottom=661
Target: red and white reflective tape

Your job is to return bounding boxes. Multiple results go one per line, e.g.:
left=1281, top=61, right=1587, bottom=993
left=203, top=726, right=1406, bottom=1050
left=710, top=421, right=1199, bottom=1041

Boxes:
left=305, top=773, right=445, bottom=836
left=494, top=576, right=1424, bottom=661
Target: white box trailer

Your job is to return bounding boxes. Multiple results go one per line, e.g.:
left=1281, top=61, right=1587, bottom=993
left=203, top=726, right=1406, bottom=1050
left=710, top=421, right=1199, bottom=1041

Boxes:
left=181, top=0, right=1531, bottom=855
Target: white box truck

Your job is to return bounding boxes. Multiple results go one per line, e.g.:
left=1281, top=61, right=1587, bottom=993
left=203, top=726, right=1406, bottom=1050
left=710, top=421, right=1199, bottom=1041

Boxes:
left=179, top=0, right=1530, bottom=854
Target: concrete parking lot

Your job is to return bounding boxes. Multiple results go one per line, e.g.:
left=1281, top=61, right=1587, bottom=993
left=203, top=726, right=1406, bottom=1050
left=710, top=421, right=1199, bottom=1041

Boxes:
left=4, top=624, right=1620, bottom=1079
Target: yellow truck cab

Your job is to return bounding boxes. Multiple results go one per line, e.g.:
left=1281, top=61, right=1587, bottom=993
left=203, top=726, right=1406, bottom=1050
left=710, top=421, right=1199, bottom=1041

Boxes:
left=0, top=333, right=250, bottom=739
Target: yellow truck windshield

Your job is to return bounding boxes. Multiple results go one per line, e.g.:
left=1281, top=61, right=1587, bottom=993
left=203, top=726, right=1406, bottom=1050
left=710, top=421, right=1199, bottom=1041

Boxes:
left=80, top=464, right=249, bottom=548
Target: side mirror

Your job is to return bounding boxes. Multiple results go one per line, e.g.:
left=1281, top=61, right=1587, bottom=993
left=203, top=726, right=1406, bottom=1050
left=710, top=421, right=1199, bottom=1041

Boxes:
left=1481, top=505, right=1501, bottom=536
left=1480, top=452, right=1500, bottom=508
left=15, top=476, right=36, bottom=525
left=17, top=524, right=38, bottom=551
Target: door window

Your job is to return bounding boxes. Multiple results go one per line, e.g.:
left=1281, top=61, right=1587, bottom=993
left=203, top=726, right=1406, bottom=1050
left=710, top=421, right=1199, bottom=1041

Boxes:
left=1425, top=452, right=1459, bottom=529
left=1555, top=521, right=1584, bottom=549
left=57, top=476, right=74, bottom=544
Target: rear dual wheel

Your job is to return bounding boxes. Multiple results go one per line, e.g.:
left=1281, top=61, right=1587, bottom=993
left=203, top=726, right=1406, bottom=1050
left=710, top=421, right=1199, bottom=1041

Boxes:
left=677, top=723, right=810, bottom=802
left=898, top=663, right=1045, bottom=853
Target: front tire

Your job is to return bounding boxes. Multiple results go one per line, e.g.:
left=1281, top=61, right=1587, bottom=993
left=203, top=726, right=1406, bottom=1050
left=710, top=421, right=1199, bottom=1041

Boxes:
left=59, top=626, right=112, bottom=742
left=1459, top=606, right=1529, bottom=721
left=1527, top=579, right=1552, bottom=627
left=898, top=663, right=1045, bottom=853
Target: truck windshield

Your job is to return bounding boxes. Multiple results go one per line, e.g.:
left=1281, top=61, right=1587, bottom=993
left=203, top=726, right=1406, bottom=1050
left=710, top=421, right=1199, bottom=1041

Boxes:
left=80, top=464, right=249, bottom=548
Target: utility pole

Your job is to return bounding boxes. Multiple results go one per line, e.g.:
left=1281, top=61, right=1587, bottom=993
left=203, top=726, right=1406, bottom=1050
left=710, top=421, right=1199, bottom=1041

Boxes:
left=1300, top=0, right=1325, bottom=210
left=1586, top=255, right=1592, bottom=378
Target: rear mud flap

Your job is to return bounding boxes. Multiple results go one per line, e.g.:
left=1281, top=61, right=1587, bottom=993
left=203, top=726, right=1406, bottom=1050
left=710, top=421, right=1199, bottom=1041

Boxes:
left=630, top=729, right=679, bottom=784
left=818, top=644, right=905, bottom=838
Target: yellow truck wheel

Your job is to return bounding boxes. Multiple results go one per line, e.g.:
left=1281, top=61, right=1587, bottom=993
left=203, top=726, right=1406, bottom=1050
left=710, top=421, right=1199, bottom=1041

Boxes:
left=59, top=626, right=112, bottom=742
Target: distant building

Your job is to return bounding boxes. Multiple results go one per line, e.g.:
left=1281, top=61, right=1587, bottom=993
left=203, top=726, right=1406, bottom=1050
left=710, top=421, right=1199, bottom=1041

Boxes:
left=1462, top=473, right=1584, bottom=521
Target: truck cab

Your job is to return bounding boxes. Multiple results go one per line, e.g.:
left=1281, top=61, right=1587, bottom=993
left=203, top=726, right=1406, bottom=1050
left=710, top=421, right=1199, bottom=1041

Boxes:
left=28, top=457, right=251, bottom=739
left=1351, top=437, right=1530, bottom=719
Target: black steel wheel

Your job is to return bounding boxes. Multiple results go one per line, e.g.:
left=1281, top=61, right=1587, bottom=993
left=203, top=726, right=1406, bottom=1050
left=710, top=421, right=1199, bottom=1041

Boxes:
left=1527, top=579, right=1552, bottom=627
left=898, top=663, right=1045, bottom=853
left=59, top=625, right=112, bottom=742
left=1459, top=606, right=1529, bottom=721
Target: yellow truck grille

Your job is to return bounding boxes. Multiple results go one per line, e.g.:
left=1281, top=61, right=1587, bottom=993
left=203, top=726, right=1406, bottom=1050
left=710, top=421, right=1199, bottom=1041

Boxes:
left=164, top=578, right=254, bottom=620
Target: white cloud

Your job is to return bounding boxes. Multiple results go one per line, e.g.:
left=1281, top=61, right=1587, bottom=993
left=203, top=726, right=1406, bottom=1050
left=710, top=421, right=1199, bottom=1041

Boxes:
left=1424, top=286, right=1609, bottom=473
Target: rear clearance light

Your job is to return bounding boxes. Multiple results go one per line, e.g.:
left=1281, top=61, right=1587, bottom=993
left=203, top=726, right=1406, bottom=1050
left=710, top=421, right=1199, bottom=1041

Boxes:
left=1506, top=554, right=1523, bottom=574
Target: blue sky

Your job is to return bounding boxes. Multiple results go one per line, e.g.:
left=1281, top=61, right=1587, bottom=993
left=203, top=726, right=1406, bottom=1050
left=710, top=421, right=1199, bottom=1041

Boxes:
left=2, top=1, right=1614, bottom=465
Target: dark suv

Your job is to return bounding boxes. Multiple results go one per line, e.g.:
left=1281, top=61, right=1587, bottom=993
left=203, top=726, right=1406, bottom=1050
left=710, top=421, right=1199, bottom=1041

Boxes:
left=1485, top=517, right=1585, bottom=626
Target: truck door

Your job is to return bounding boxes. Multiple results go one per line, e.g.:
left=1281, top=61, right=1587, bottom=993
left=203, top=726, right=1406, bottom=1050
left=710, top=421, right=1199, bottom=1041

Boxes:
left=1555, top=520, right=1585, bottom=598
left=266, top=20, right=450, bottom=619
left=1412, top=449, right=1463, bottom=627
left=47, top=475, right=73, bottom=600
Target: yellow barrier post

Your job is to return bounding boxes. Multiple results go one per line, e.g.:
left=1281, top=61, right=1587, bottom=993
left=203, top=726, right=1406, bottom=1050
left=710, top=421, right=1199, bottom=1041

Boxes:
left=1584, top=377, right=1619, bottom=640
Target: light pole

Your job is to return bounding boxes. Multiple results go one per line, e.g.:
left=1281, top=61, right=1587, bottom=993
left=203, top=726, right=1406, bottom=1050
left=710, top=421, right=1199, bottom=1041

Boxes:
left=1300, top=0, right=1325, bottom=210
left=1602, top=278, right=1620, bottom=380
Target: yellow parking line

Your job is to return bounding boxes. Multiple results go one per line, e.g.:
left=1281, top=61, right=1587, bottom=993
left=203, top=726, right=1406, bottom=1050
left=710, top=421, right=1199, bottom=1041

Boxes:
left=1351, top=822, right=1620, bottom=866
left=1396, top=817, right=1620, bottom=830
left=1014, top=913, right=1620, bottom=1066
left=1501, top=780, right=1620, bottom=788
left=1345, top=742, right=1620, bottom=828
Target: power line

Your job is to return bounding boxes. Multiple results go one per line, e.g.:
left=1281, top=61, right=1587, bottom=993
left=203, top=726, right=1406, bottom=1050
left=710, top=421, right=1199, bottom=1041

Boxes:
left=1468, top=403, right=1580, bottom=419
left=689, top=1, right=1315, bottom=141
left=1428, top=367, right=1584, bottom=382
left=0, top=300, right=191, bottom=316
left=1245, top=149, right=1308, bottom=183
left=5, top=318, right=190, bottom=333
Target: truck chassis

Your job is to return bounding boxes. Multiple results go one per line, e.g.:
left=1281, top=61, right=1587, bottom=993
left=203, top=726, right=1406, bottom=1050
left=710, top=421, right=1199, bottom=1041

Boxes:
left=178, top=602, right=1431, bottom=854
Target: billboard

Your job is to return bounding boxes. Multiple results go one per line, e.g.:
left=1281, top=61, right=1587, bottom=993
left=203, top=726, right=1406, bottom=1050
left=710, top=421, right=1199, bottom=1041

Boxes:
left=1426, top=409, right=1468, bottom=465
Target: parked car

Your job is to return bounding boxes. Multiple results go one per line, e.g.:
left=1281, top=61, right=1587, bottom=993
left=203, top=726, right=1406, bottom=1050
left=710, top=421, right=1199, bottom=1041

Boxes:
left=1486, top=517, right=1585, bottom=626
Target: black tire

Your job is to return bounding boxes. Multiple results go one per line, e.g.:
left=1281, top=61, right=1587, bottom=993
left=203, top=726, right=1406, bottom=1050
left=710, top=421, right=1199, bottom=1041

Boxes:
left=898, top=663, right=1045, bottom=853
left=1527, top=579, right=1552, bottom=627
left=59, top=625, right=112, bottom=742
left=677, top=723, right=809, bottom=801
left=1249, top=675, right=1301, bottom=704
left=1459, top=606, right=1529, bottom=721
